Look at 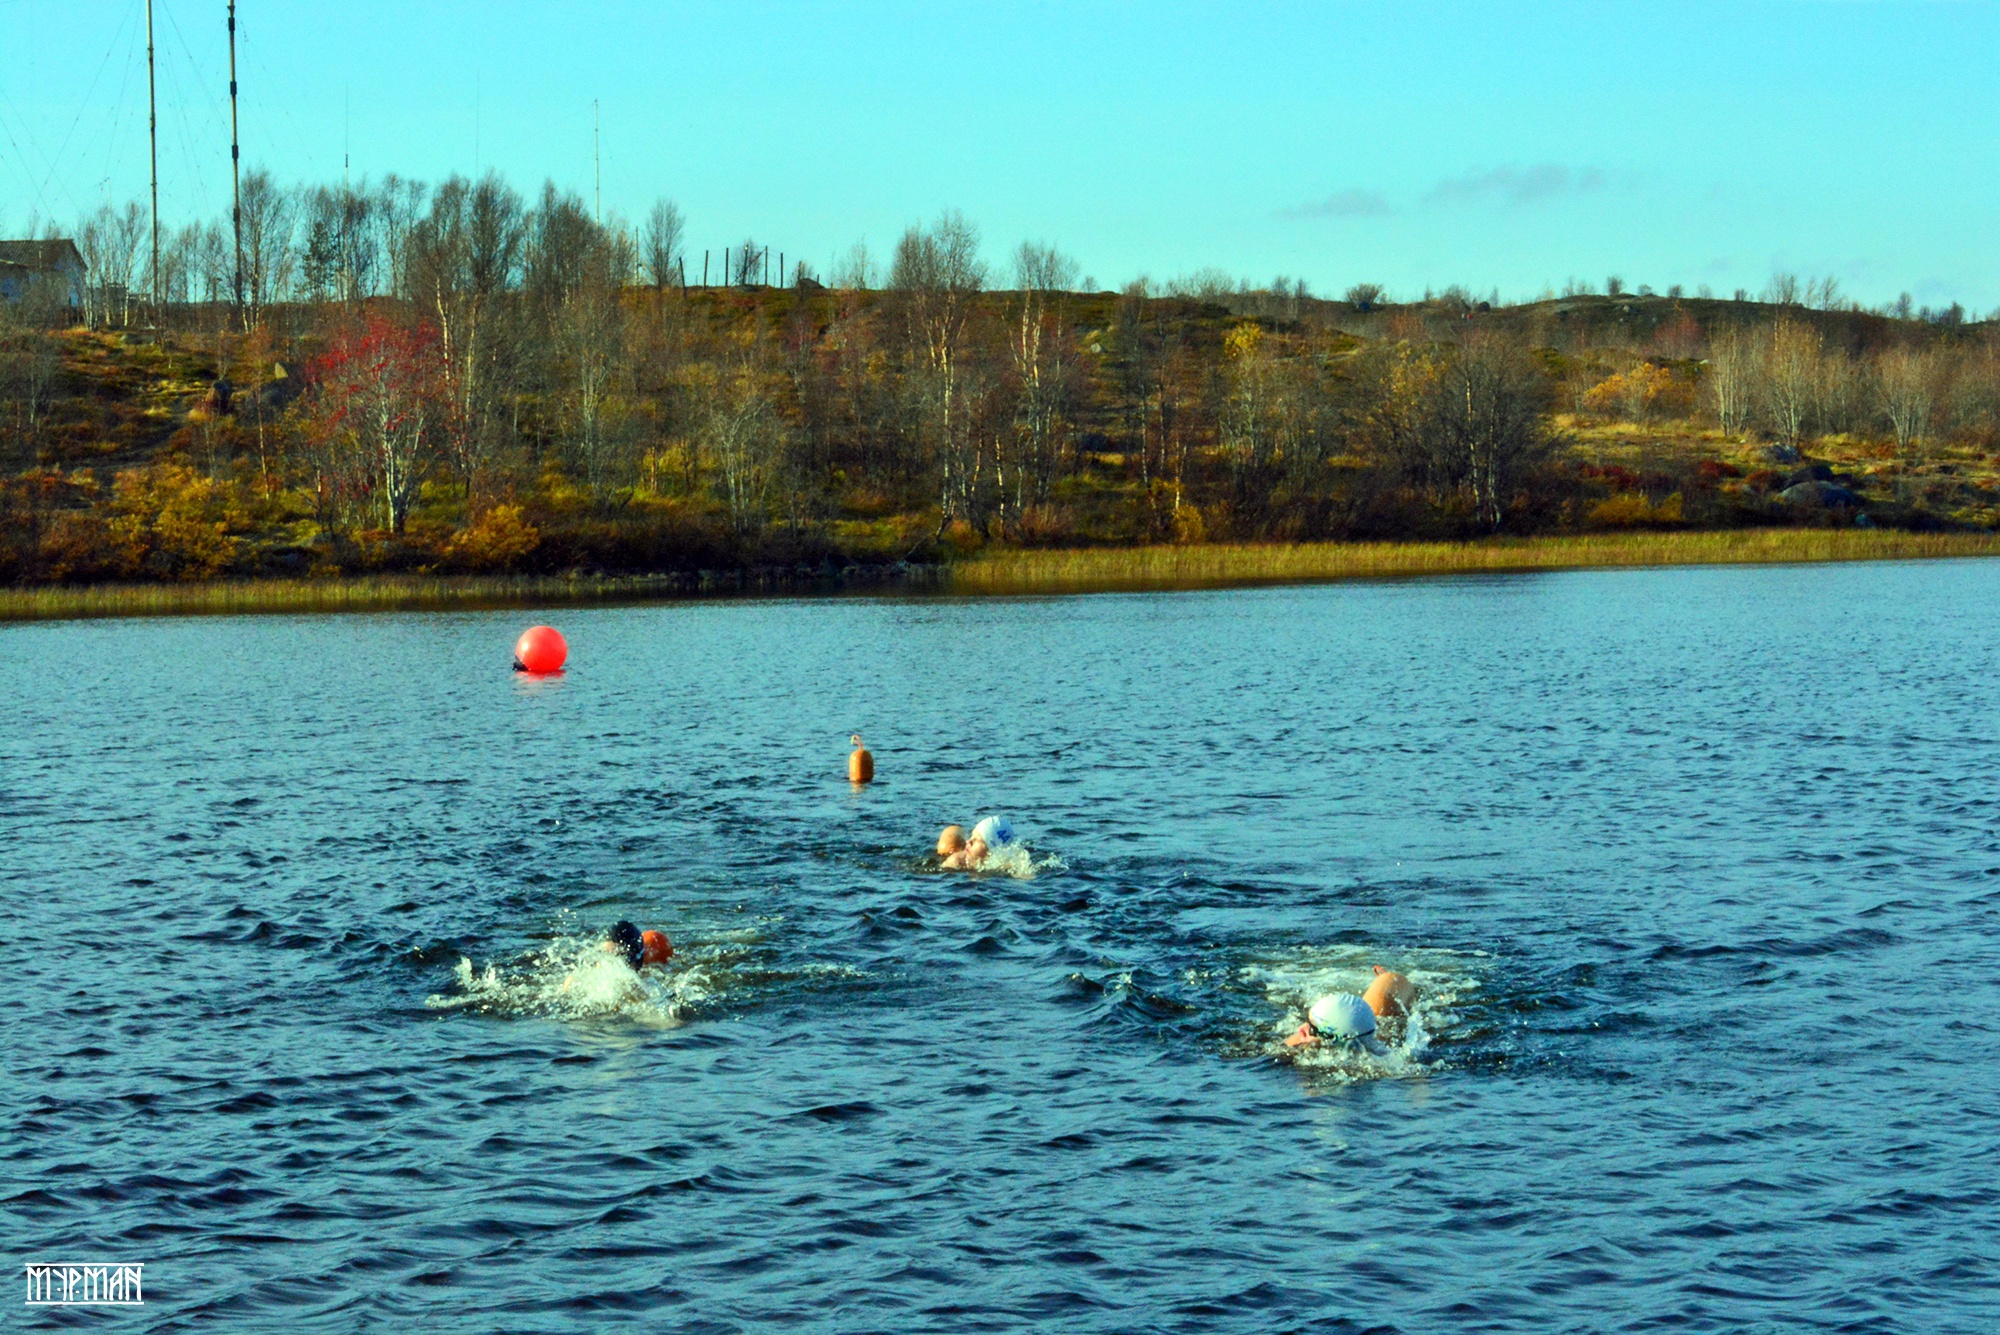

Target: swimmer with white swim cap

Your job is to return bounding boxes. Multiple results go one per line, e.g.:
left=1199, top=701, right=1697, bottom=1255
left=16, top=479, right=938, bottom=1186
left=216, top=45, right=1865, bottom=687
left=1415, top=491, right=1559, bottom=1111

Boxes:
left=1286, top=993, right=1390, bottom=1055
left=940, top=816, right=1015, bottom=869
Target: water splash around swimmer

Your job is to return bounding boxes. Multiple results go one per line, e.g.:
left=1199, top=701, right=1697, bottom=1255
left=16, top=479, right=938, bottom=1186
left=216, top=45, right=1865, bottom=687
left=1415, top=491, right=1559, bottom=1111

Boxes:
left=934, top=815, right=1063, bottom=879
left=425, top=920, right=710, bottom=1023
left=969, top=840, right=1064, bottom=879
left=1241, top=944, right=1485, bottom=1080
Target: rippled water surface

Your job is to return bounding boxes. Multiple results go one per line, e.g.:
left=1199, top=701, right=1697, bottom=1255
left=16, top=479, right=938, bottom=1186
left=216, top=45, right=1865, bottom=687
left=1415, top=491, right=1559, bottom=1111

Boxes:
left=7, top=561, right=2000, bottom=1332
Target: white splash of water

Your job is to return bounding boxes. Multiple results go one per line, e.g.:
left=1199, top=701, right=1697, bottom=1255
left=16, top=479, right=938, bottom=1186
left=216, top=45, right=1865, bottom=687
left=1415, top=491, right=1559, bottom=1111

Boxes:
left=425, top=918, right=871, bottom=1025
left=1240, top=943, right=1486, bottom=1080
left=968, top=843, right=1064, bottom=880
left=425, top=929, right=714, bottom=1024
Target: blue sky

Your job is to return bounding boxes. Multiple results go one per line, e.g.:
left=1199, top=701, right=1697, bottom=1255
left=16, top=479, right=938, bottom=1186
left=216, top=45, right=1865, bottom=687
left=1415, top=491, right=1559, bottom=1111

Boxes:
left=2, top=1, right=1995, bottom=307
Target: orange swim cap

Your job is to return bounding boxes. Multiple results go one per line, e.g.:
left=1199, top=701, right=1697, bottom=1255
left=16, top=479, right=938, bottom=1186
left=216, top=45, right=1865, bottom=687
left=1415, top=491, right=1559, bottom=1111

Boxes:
left=640, top=930, right=674, bottom=965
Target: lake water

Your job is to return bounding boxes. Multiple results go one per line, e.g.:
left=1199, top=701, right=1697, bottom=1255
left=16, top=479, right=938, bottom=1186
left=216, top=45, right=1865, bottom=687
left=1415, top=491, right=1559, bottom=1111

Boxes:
left=5, top=560, right=1999, bottom=1333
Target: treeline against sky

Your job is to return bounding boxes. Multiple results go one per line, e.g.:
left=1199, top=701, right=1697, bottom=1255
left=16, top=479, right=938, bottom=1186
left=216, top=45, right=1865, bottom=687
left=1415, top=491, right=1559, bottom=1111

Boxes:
left=2, top=169, right=1998, bottom=585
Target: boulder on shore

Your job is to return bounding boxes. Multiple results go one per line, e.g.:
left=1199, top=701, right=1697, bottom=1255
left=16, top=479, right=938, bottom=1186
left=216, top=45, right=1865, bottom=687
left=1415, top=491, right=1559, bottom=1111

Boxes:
left=1762, top=443, right=1804, bottom=464
left=1780, top=480, right=1863, bottom=509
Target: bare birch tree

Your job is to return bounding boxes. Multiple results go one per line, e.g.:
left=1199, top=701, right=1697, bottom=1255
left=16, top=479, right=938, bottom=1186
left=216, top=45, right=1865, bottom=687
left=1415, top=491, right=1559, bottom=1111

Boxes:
left=237, top=170, right=297, bottom=327
left=891, top=211, right=986, bottom=523
left=0, top=288, right=65, bottom=458
left=1008, top=241, right=1079, bottom=513
left=1876, top=345, right=1941, bottom=451
left=75, top=204, right=145, bottom=327
left=406, top=173, right=525, bottom=503
left=107, top=203, right=146, bottom=326
left=641, top=200, right=685, bottom=293
left=696, top=363, right=783, bottom=532
left=1707, top=326, right=1758, bottom=436
left=1763, top=318, right=1820, bottom=447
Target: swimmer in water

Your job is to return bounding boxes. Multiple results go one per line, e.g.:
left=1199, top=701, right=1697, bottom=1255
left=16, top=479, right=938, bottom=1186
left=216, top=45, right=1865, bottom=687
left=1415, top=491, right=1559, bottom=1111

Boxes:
left=939, top=816, right=1015, bottom=870
left=1362, top=966, right=1417, bottom=1020
left=1285, top=993, right=1390, bottom=1055
left=563, top=920, right=673, bottom=994
left=608, top=920, right=675, bottom=968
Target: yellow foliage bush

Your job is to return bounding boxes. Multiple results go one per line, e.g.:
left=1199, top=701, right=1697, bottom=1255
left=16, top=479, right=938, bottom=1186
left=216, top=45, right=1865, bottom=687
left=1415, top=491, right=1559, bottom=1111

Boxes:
left=109, top=463, right=249, bottom=579
left=1173, top=502, right=1208, bottom=544
left=445, top=504, right=541, bottom=570
left=1583, top=363, right=1685, bottom=421
left=1587, top=492, right=1684, bottom=529
left=1224, top=323, right=1265, bottom=359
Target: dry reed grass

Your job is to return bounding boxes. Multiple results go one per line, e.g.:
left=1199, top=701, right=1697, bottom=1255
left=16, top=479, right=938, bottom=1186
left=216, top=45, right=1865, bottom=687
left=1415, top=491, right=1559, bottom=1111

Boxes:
left=5, top=530, right=1996, bottom=622
left=0, top=574, right=692, bottom=623
left=945, top=530, right=2000, bottom=596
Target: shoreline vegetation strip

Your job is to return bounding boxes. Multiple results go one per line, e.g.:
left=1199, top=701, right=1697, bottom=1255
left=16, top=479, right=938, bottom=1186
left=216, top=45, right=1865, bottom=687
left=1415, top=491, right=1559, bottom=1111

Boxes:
left=3, top=529, right=1998, bottom=623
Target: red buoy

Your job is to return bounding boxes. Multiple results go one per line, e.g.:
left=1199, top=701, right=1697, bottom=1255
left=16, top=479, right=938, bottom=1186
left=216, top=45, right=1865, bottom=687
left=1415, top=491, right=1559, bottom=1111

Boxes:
left=514, top=625, right=568, bottom=674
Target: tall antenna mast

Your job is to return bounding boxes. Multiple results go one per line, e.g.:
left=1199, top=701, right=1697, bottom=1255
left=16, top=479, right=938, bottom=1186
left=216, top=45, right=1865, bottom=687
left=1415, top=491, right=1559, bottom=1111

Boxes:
left=146, top=0, right=160, bottom=327
left=593, top=100, right=601, bottom=224
left=228, top=1, right=243, bottom=323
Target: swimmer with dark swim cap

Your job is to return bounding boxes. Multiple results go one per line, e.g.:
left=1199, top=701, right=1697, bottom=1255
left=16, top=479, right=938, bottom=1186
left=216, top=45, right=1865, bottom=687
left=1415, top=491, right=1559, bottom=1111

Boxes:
left=607, top=920, right=674, bottom=967
left=1285, top=993, right=1390, bottom=1055
left=563, top=921, right=673, bottom=995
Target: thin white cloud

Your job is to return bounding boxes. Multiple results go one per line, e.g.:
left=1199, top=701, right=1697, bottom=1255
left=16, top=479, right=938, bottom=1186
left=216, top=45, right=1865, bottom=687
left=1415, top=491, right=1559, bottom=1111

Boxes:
left=1279, top=188, right=1394, bottom=220
left=1423, top=164, right=1608, bottom=208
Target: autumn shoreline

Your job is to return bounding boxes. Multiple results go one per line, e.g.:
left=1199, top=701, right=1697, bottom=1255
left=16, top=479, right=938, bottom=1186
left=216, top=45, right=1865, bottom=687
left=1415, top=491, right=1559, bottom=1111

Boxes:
left=5, top=528, right=1998, bottom=623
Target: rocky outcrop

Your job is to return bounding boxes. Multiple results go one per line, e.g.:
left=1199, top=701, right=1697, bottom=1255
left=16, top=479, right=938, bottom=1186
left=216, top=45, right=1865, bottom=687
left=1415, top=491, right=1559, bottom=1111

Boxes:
left=1780, top=479, right=1863, bottom=509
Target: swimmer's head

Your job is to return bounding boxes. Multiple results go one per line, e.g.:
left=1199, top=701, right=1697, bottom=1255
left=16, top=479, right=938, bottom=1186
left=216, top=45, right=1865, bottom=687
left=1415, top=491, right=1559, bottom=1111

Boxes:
left=608, top=921, right=645, bottom=968
left=970, top=816, right=1014, bottom=849
left=1363, top=966, right=1418, bottom=1019
left=937, top=825, right=966, bottom=857
left=1308, top=993, right=1389, bottom=1056
left=640, top=930, right=674, bottom=966
left=964, top=836, right=989, bottom=864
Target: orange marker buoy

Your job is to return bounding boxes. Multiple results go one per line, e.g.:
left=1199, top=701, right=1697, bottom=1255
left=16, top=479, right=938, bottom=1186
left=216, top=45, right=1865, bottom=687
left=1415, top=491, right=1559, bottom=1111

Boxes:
left=848, top=734, right=875, bottom=784
left=640, top=930, right=674, bottom=965
left=514, top=625, right=568, bottom=674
